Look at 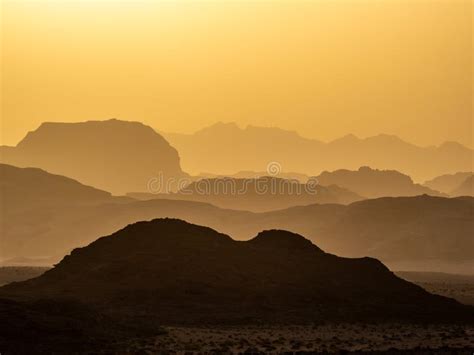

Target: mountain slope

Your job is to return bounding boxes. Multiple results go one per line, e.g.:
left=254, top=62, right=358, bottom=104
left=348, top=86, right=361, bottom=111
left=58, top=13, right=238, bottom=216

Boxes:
left=1, top=219, right=470, bottom=324
left=424, top=172, right=473, bottom=194
left=1, top=163, right=113, bottom=210
left=0, top=163, right=128, bottom=257
left=0, top=119, right=186, bottom=194
left=128, top=176, right=363, bottom=212
left=1, top=165, right=472, bottom=272
left=162, top=123, right=473, bottom=181
left=451, top=175, right=474, bottom=197
left=316, top=166, right=444, bottom=198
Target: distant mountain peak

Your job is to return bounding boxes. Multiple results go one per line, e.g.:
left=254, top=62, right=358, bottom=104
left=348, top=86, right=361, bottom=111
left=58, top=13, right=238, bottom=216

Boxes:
left=438, top=141, right=468, bottom=151
left=330, top=133, right=360, bottom=144
left=195, top=121, right=241, bottom=135
left=364, top=133, right=412, bottom=146
left=2, top=119, right=185, bottom=194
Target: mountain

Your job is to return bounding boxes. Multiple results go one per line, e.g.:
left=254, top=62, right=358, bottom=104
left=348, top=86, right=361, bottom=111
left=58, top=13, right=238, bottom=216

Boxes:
left=195, top=170, right=310, bottom=183
left=1, top=219, right=470, bottom=324
left=0, top=163, right=128, bottom=258
left=451, top=175, right=474, bottom=197
left=2, top=165, right=472, bottom=272
left=316, top=166, right=445, bottom=198
left=0, top=119, right=186, bottom=194
left=0, top=163, right=113, bottom=210
left=424, top=172, right=473, bottom=195
left=162, top=122, right=322, bottom=176
left=162, top=123, right=473, bottom=182
left=127, top=176, right=363, bottom=212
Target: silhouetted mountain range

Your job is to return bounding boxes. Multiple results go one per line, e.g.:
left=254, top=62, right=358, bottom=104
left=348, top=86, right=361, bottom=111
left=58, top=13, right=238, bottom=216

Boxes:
left=0, top=119, right=186, bottom=194
left=162, top=122, right=472, bottom=181
left=0, top=163, right=117, bottom=210
left=1, top=219, right=470, bottom=324
left=424, top=172, right=473, bottom=195
left=2, top=164, right=472, bottom=273
left=451, top=175, right=474, bottom=197
left=0, top=164, right=127, bottom=257
left=127, top=176, right=363, bottom=212
left=316, top=166, right=444, bottom=198
left=195, top=170, right=311, bottom=183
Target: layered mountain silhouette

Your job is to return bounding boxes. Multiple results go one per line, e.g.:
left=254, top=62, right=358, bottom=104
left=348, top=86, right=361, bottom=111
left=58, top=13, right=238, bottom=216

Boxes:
left=0, top=119, right=186, bottom=194
left=0, top=164, right=124, bottom=257
left=316, top=166, right=444, bottom=198
left=424, top=172, right=473, bottom=196
left=195, top=170, right=310, bottom=183
left=128, top=176, right=363, bottom=212
left=162, top=122, right=472, bottom=181
left=2, top=164, right=472, bottom=272
left=0, top=163, right=116, bottom=210
left=1, top=219, right=470, bottom=323
left=450, top=175, right=474, bottom=197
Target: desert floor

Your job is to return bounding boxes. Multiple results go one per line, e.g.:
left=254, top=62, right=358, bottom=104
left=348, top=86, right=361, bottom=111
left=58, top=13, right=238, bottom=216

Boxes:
left=122, top=323, right=474, bottom=353
left=1, top=267, right=473, bottom=353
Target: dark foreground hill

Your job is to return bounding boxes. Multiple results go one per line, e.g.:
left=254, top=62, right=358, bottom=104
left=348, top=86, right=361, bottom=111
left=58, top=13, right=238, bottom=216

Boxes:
left=1, top=219, right=472, bottom=325
left=0, top=298, right=163, bottom=354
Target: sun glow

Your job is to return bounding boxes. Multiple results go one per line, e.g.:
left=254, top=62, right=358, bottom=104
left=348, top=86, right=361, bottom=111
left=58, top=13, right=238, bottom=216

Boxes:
left=1, top=0, right=472, bottom=147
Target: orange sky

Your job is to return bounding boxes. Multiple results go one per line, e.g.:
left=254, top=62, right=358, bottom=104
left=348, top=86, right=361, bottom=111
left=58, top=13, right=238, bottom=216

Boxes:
left=1, top=0, right=472, bottom=147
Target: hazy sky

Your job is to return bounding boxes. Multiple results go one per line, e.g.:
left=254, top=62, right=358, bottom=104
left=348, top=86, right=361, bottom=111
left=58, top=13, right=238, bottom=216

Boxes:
left=1, top=0, right=472, bottom=147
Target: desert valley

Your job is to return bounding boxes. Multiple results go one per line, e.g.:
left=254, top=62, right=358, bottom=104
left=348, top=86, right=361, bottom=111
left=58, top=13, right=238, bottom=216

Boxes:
left=0, top=119, right=473, bottom=353
left=1, top=0, right=473, bottom=353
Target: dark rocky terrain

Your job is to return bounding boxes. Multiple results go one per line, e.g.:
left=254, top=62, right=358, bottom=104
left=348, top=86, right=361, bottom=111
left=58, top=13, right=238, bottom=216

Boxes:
left=0, top=298, right=164, bottom=354
left=396, top=272, right=474, bottom=306
left=1, top=219, right=472, bottom=353
left=1, top=219, right=471, bottom=324
left=0, top=267, right=50, bottom=287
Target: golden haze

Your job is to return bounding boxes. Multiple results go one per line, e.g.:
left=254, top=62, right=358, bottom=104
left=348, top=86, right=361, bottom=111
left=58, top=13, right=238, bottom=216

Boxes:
left=1, top=0, right=472, bottom=147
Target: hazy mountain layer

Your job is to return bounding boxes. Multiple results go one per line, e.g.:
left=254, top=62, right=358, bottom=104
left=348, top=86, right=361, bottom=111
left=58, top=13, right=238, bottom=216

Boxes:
left=316, top=166, right=444, bottom=198
left=451, top=175, right=474, bottom=197
left=424, top=172, right=473, bottom=195
left=162, top=122, right=472, bottom=182
left=128, top=176, right=363, bottom=212
left=1, top=219, right=470, bottom=324
left=2, top=164, right=472, bottom=272
left=0, top=119, right=186, bottom=194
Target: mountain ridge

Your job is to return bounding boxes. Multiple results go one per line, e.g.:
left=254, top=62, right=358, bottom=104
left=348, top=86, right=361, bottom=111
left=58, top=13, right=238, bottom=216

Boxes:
left=316, top=166, right=445, bottom=198
left=2, top=163, right=472, bottom=273
left=0, top=119, right=187, bottom=194
left=1, top=218, right=471, bottom=324
left=162, top=122, right=472, bottom=181
left=127, top=176, right=364, bottom=212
